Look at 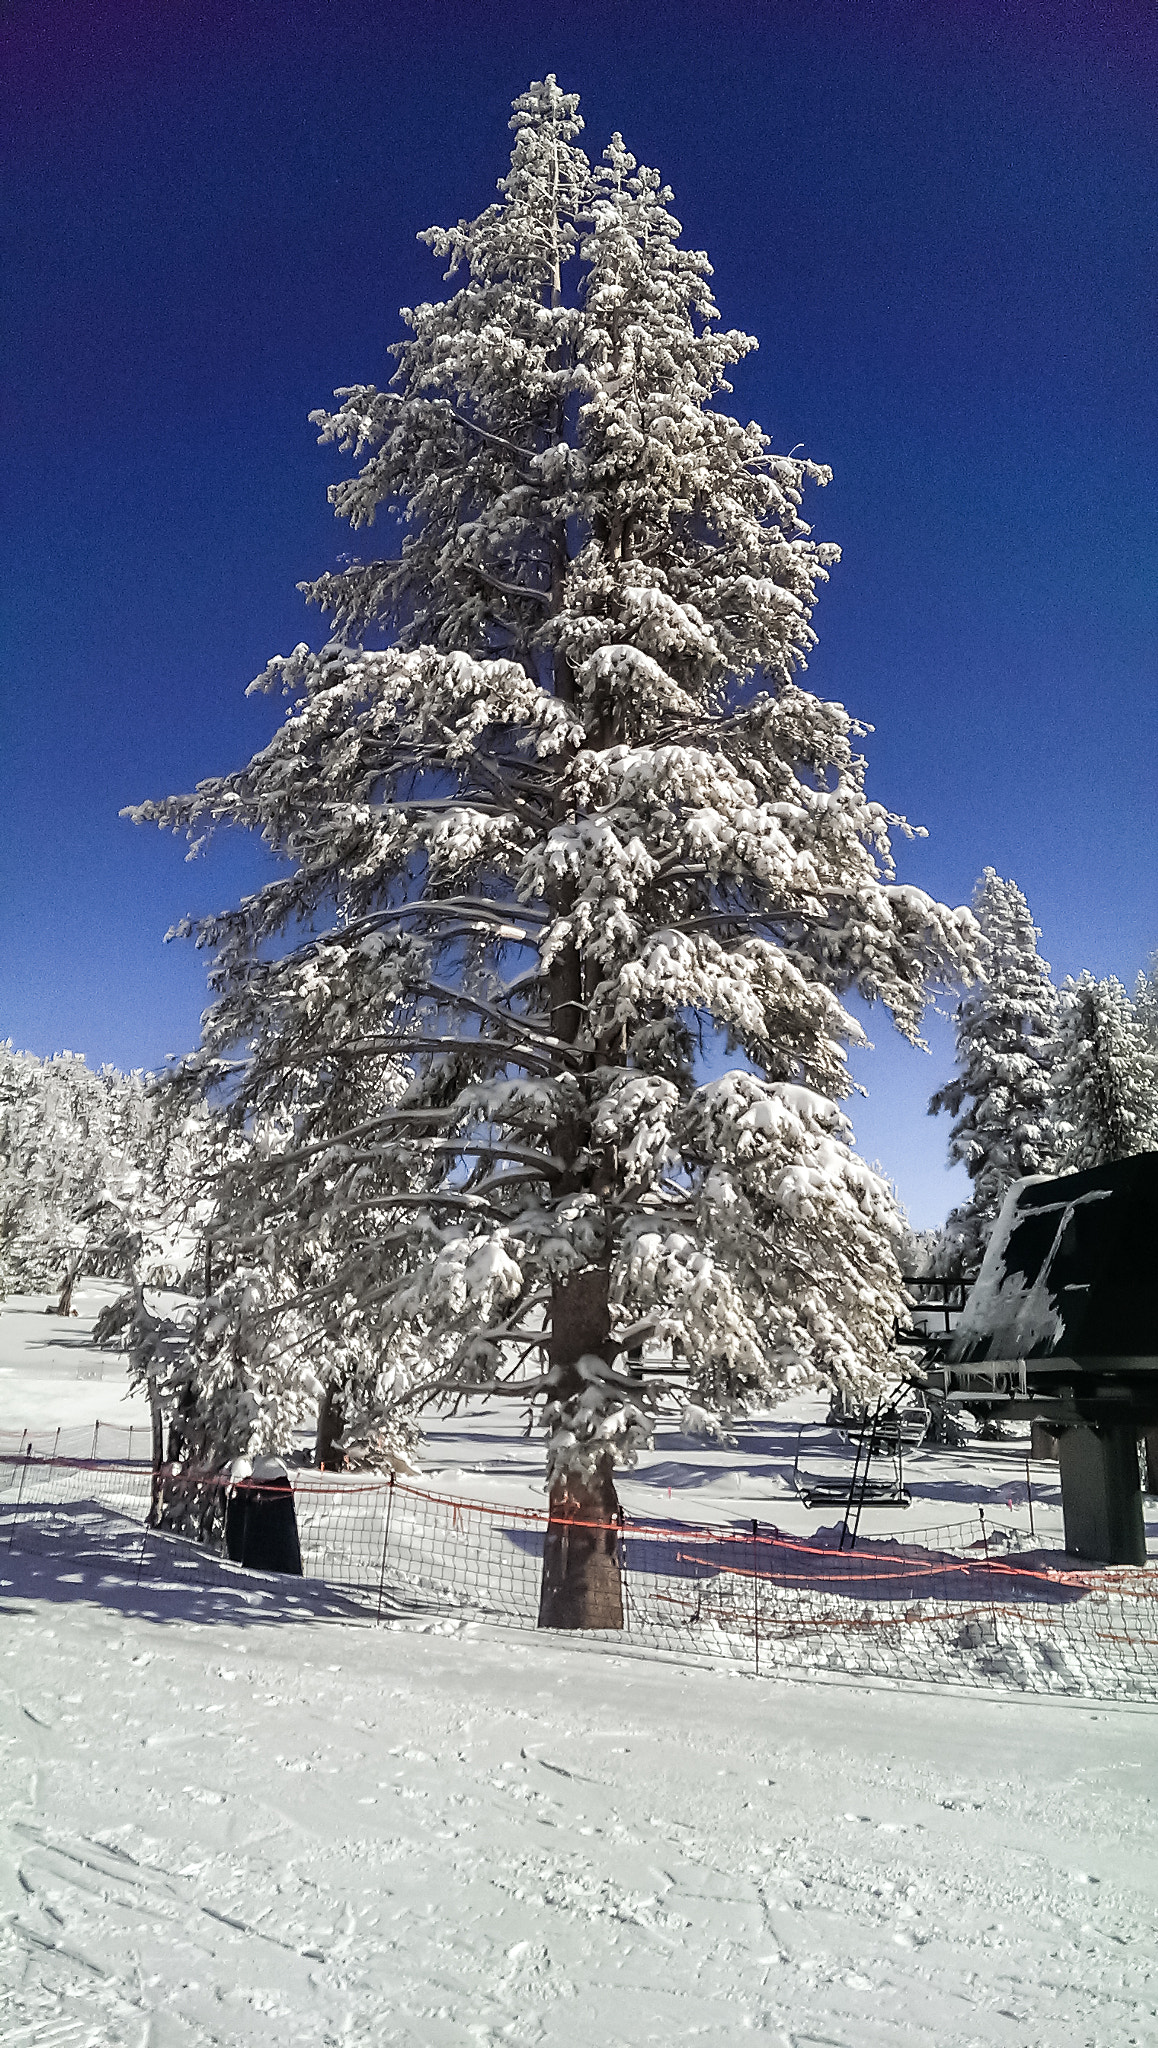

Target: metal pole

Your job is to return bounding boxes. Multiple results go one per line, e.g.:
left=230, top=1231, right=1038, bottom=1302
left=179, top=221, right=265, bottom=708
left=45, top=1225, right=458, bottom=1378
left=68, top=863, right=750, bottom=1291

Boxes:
left=979, top=1506, right=999, bottom=1639
left=6, top=1446, right=32, bottom=1552
left=376, top=1472, right=397, bottom=1624
left=147, top=1374, right=164, bottom=1527
left=752, top=1519, right=760, bottom=1677
left=1025, top=1456, right=1035, bottom=1540
left=850, top=1394, right=885, bottom=1552
left=90, top=1421, right=99, bottom=1462
left=840, top=1409, right=872, bottom=1552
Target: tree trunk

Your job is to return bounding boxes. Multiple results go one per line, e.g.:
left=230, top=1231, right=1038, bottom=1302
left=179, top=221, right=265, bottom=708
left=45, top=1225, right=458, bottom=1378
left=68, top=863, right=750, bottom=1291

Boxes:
left=55, top=1251, right=81, bottom=1317
left=538, top=1266, right=624, bottom=1632
left=166, top=1370, right=199, bottom=1467
left=315, top=1382, right=345, bottom=1470
left=538, top=1454, right=624, bottom=1631
left=537, top=581, right=624, bottom=1628
left=548, top=930, right=583, bottom=1046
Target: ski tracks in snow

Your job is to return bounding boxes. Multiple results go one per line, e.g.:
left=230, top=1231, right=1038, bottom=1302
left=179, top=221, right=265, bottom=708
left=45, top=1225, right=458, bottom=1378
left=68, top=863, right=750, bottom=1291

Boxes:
left=2, top=1566, right=1158, bottom=2045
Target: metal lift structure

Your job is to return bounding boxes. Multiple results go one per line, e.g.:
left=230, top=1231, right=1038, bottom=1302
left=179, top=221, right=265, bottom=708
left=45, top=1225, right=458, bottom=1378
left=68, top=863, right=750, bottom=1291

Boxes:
left=916, top=1152, right=1158, bottom=1565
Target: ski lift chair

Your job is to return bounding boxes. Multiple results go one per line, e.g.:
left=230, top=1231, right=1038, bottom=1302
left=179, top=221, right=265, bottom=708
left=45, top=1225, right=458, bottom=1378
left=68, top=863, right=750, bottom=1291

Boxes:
left=826, top=1391, right=931, bottom=1454
left=791, top=1415, right=913, bottom=1511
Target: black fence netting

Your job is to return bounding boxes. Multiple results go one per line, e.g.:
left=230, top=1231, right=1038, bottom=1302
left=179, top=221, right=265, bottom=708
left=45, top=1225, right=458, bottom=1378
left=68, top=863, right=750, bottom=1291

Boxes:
left=0, top=1421, right=155, bottom=1463
left=3, top=1449, right=1158, bottom=1703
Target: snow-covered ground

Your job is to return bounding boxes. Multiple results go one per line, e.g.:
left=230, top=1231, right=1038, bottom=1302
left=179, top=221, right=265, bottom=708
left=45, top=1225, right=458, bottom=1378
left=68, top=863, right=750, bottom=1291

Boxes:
left=0, top=1283, right=154, bottom=1448
left=3, top=1288, right=1158, bottom=2044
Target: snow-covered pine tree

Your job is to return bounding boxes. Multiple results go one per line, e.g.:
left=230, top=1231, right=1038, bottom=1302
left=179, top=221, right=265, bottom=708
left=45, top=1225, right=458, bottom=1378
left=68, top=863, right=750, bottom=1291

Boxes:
left=1052, top=972, right=1158, bottom=1169
left=0, top=1043, right=156, bottom=1305
left=1135, top=954, right=1158, bottom=1055
left=929, top=869, right=1060, bottom=1274
left=130, top=80, right=973, bottom=1626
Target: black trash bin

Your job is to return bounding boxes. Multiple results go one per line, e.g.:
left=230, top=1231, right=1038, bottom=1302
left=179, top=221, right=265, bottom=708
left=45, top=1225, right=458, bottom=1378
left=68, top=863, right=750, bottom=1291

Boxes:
left=225, top=1457, right=303, bottom=1575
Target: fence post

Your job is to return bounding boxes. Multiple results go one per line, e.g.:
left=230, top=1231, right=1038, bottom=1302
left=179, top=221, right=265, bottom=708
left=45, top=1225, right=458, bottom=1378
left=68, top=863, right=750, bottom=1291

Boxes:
left=979, top=1506, right=999, bottom=1640
left=90, top=1421, right=99, bottom=1463
left=6, top=1445, right=32, bottom=1552
left=376, top=1472, right=397, bottom=1625
left=752, top=1519, right=760, bottom=1677
left=617, top=1507, right=629, bottom=1636
left=1025, top=1456, right=1035, bottom=1541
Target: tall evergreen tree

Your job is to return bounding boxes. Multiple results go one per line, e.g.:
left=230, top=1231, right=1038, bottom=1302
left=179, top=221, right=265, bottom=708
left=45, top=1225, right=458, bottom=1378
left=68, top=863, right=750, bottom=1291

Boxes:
left=1134, top=954, right=1158, bottom=1055
left=1053, top=972, right=1158, bottom=1168
left=131, top=81, right=972, bottom=1625
left=930, top=869, right=1059, bottom=1273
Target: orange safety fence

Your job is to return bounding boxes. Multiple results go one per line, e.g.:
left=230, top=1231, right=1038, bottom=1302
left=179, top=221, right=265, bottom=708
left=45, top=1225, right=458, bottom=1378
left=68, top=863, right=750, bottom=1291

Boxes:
left=3, top=1449, right=1158, bottom=1703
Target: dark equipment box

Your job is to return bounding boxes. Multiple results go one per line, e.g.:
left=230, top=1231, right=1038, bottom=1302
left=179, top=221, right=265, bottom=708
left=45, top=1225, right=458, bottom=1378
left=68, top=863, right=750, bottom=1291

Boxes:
left=922, top=1153, right=1158, bottom=1563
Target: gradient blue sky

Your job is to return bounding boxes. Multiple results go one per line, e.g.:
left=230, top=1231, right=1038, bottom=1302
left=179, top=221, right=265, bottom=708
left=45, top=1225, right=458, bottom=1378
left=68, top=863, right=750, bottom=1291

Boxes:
left=3, top=0, right=1155, bottom=1226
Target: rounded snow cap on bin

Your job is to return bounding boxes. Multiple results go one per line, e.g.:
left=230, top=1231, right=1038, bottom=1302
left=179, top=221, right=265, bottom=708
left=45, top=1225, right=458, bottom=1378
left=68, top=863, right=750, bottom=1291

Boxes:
left=251, top=1455, right=289, bottom=1483
left=229, top=1456, right=253, bottom=1485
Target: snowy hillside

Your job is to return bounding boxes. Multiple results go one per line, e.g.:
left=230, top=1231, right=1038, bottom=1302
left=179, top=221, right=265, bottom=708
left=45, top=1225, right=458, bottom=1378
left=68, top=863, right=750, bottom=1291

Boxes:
left=3, top=1290, right=1158, bottom=2042
left=5, top=1549, right=1158, bottom=2047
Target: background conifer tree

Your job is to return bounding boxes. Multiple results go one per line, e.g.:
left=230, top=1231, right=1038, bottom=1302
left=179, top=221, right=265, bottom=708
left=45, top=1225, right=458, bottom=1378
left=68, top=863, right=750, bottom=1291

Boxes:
left=930, top=869, right=1058, bottom=1274
left=1053, top=972, right=1158, bottom=1168
left=1134, top=954, right=1158, bottom=1057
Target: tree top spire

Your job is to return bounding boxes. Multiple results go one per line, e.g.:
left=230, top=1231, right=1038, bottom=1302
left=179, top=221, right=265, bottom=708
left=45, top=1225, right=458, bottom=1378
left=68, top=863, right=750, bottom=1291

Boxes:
left=508, top=75, right=584, bottom=142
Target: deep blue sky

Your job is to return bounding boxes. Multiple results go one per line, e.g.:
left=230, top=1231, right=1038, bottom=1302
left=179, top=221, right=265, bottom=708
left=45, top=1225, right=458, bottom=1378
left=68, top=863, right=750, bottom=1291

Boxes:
left=3, top=0, right=1155, bottom=1226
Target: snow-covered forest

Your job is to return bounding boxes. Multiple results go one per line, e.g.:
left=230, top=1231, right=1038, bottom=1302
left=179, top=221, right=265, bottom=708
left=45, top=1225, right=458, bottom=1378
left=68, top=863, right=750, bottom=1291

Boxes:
left=927, top=874, right=1158, bottom=1275
left=0, top=1042, right=220, bottom=1307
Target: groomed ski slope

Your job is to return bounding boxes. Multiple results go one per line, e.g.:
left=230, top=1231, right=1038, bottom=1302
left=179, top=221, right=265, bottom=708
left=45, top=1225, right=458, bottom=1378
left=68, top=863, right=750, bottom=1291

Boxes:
left=3, top=1291, right=1158, bottom=2044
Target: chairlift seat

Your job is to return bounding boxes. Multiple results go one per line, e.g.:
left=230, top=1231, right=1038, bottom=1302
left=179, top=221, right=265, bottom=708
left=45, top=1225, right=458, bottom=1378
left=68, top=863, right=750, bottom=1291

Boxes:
left=872, top=1404, right=931, bottom=1451
left=829, top=1402, right=930, bottom=1452
left=796, top=1472, right=911, bottom=1510
left=792, top=1420, right=912, bottom=1511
